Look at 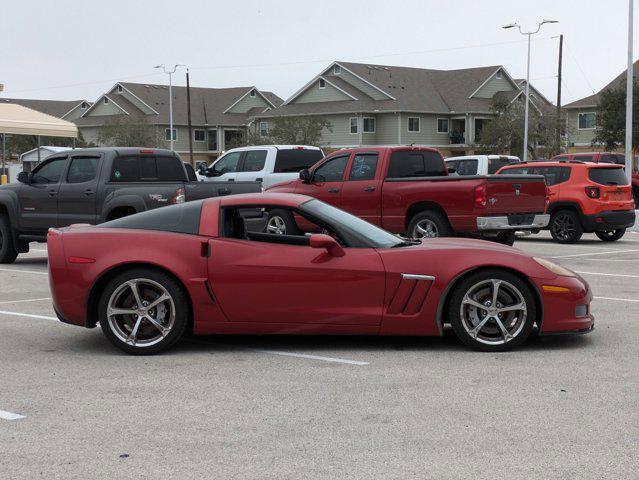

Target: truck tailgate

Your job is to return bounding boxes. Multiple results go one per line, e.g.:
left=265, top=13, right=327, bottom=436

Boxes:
left=483, top=175, right=546, bottom=214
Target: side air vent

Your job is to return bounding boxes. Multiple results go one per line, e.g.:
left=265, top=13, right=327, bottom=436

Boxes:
left=387, top=274, right=435, bottom=315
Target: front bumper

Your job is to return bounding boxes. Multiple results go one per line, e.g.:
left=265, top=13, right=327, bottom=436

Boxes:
left=582, top=209, right=636, bottom=232
left=477, top=214, right=550, bottom=231
left=534, top=275, right=595, bottom=334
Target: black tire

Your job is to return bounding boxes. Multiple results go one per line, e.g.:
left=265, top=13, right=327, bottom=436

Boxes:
left=448, top=269, right=537, bottom=352
left=549, top=210, right=583, bottom=244
left=0, top=214, right=18, bottom=264
left=595, top=229, right=626, bottom=242
left=98, top=268, right=189, bottom=355
left=265, top=208, right=301, bottom=235
left=407, top=211, right=453, bottom=239
left=495, top=231, right=516, bottom=246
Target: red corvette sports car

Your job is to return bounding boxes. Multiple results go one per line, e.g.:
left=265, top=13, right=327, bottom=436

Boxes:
left=47, top=193, right=594, bottom=354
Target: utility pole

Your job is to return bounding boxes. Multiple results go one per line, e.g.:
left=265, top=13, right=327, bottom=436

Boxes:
left=625, top=0, right=634, bottom=181
left=186, top=69, right=194, bottom=165
left=556, top=34, right=563, bottom=155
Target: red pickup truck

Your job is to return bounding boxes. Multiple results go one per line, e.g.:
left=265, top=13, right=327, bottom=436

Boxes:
left=267, top=146, right=549, bottom=245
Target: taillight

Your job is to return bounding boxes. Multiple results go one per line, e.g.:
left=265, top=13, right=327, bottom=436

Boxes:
left=545, top=186, right=550, bottom=206
left=474, top=184, right=487, bottom=208
left=172, top=187, right=186, bottom=204
left=585, top=186, right=600, bottom=199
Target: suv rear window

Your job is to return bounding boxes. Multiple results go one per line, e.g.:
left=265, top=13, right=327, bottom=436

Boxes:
left=111, top=155, right=186, bottom=182
left=387, top=150, right=446, bottom=178
left=274, top=149, right=324, bottom=173
left=588, top=167, right=628, bottom=185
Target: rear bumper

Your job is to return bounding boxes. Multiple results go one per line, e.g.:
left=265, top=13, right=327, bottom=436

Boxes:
left=477, top=214, right=550, bottom=231
left=582, top=209, right=636, bottom=231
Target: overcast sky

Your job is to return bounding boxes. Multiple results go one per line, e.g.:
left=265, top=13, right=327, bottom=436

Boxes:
left=1, top=0, right=636, bottom=105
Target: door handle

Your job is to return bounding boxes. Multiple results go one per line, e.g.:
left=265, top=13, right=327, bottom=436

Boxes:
left=227, top=179, right=235, bottom=182
left=218, top=188, right=232, bottom=195
left=84, top=189, right=95, bottom=196
left=48, top=190, right=58, bottom=197
left=328, top=188, right=340, bottom=193
left=363, top=186, right=376, bottom=192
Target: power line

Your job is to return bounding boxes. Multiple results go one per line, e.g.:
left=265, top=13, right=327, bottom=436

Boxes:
left=563, top=39, right=597, bottom=95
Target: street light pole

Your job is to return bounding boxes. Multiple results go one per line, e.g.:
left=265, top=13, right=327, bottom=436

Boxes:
left=503, top=19, right=558, bottom=162
left=625, top=0, right=634, bottom=181
left=154, top=64, right=184, bottom=151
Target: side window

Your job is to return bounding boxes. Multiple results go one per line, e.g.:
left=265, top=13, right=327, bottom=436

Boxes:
left=314, top=155, right=349, bottom=182
left=242, top=150, right=267, bottom=172
left=111, top=156, right=141, bottom=182
left=156, top=156, right=187, bottom=181
left=67, top=156, right=100, bottom=184
left=31, top=157, right=67, bottom=184
left=348, top=154, right=378, bottom=181
left=538, top=166, right=571, bottom=186
left=457, top=159, right=478, bottom=176
left=213, top=152, right=242, bottom=174
left=387, top=151, right=446, bottom=178
left=554, top=155, right=568, bottom=161
left=487, top=157, right=515, bottom=174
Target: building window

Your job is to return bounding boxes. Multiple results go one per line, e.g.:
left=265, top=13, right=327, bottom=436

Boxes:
left=116, top=85, right=123, bottom=93
left=259, top=121, right=269, bottom=137
left=249, top=90, right=256, bottom=97
left=437, top=118, right=449, bottom=134
left=350, top=117, right=358, bottom=134
left=165, top=128, right=177, bottom=141
left=578, top=112, right=596, bottom=130
left=363, top=117, right=375, bottom=133
left=334, top=64, right=342, bottom=75
left=408, top=117, right=420, bottom=133
left=319, top=78, right=326, bottom=89
left=194, top=129, right=206, bottom=142
left=103, top=97, right=109, bottom=104
left=496, top=70, right=502, bottom=79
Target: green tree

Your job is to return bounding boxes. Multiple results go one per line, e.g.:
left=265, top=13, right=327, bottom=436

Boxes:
left=258, top=116, right=332, bottom=146
left=592, top=81, right=639, bottom=151
left=96, top=116, right=164, bottom=148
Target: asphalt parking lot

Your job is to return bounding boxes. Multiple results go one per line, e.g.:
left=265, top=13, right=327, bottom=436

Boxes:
left=1, top=231, right=638, bottom=480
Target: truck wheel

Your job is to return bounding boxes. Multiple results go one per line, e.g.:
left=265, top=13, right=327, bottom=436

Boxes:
left=633, top=189, right=639, bottom=209
left=495, top=231, right=516, bottom=246
left=595, top=229, right=626, bottom=242
left=266, top=209, right=301, bottom=235
left=407, top=211, right=452, bottom=239
left=0, top=214, right=18, bottom=264
left=549, top=210, right=583, bottom=244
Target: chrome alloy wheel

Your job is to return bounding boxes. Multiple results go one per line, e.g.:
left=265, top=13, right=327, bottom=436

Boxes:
left=106, top=278, right=175, bottom=348
left=459, top=279, right=527, bottom=346
left=413, top=219, right=439, bottom=238
left=266, top=215, right=287, bottom=235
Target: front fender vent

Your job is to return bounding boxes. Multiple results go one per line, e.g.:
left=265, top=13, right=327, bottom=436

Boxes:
left=387, top=274, right=435, bottom=315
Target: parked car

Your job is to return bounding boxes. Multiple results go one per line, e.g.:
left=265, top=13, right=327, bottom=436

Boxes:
left=0, top=148, right=260, bottom=263
left=266, top=146, right=549, bottom=245
left=445, top=155, right=521, bottom=176
left=197, top=145, right=324, bottom=188
left=497, top=161, right=635, bottom=243
left=47, top=192, right=593, bottom=355
left=551, top=152, right=626, bottom=165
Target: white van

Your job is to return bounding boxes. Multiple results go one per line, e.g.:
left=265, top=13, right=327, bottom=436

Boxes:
left=197, top=145, right=324, bottom=188
left=445, top=155, right=521, bottom=176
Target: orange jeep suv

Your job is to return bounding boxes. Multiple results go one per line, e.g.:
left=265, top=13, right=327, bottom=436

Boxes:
left=497, top=161, right=636, bottom=243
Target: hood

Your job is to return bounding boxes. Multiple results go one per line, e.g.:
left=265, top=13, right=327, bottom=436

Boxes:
left=416, top=236, right=524, bottom=255
left=266, top=180, right=297, bottom=192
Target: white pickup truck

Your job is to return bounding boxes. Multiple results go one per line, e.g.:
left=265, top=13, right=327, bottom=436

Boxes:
left=445, top=154, right=521, bottom=176
left=197, top=145, right=324, bottom=188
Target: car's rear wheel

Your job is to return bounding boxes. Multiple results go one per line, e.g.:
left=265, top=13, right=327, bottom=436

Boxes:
left=550, top=210, right=583, bottom=243
left=448, top=270, right=536, bottom=351
left=408, top=211, right=452, bottom=239
left=595, top=229, right=626, bottom=242
left=98, top=268, right=188, bottom=355
left=0, top=214, right=18, bottom=264
left=266, top=209, right=301, bottom=235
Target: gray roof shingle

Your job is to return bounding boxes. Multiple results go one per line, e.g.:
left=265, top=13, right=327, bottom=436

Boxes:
left=0, top=97, right=88, bottom=118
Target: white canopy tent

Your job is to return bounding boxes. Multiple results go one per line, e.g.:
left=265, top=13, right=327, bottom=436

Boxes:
left=0, top=103, right=78, bottom=182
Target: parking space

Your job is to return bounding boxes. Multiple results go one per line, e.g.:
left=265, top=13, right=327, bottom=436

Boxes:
left=1, top=234, right=639, bottom=479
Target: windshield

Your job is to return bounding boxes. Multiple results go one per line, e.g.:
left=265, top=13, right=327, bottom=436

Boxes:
left=299, top=199, right=404, bottom=248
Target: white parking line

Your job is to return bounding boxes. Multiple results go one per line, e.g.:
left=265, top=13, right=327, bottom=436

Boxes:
left=0, top=297, right=51, bottom=305
left=0, top=268, right=47, bottom=276
left=0, top=410, right=26, bottom=421
left=594, top=296, right=639, bottom=303
left=552, top=249, right=639, bottom=259
left=0, top=310, right=57, bottom=321
left=576, top=271, right=639, bottom=279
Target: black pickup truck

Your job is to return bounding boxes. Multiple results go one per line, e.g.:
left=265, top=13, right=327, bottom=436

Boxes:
left=0, top=147, right=260, bottom=263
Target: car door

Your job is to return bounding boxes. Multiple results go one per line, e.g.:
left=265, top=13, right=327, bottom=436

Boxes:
left=234, top=149, right=268, bottom=183
left=57, top=154, right=102, bottom=226
left=17, top=156, right=68, bottom=232
left=339, top=152, right=382, bottom=225
left=294, top=153, right=351, bottom=207
left=208, top=151, right=242, bottom=182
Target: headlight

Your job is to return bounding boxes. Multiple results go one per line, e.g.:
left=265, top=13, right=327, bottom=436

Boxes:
left=533, top=257, right=576, bottom=277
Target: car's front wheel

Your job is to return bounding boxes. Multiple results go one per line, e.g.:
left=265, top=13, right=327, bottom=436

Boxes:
left=595, top=229, right=626, bottom=242
left=98, top=268, right=189, bottom=355
left=448, top=270, right=536, bottom=351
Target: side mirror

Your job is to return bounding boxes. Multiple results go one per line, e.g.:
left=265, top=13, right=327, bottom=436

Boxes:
left=197, top=163, right=208, bottom=174
left=299, top=168, right=311, bottom=183
left=17, top=171, right=30, bottom=184
left=309, top=234, right=345, bottom=257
